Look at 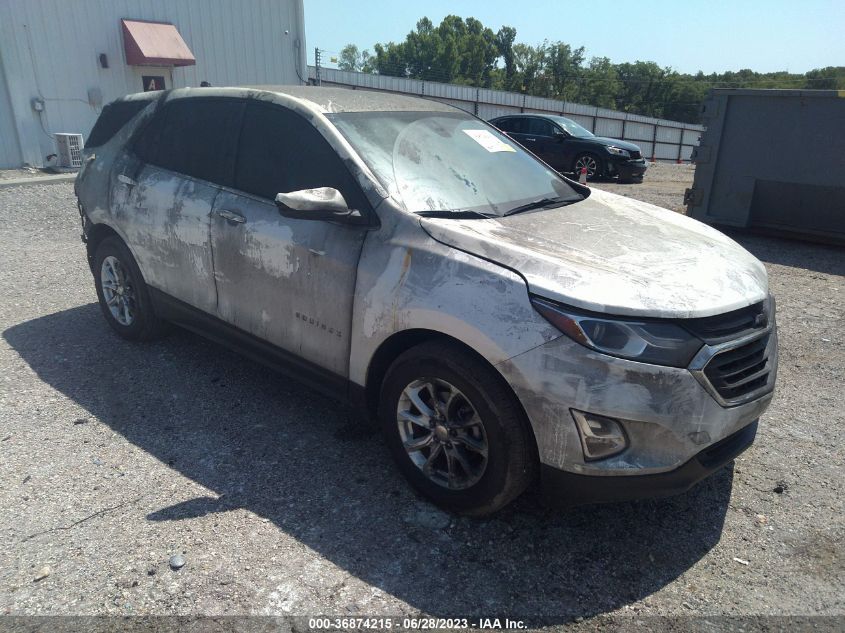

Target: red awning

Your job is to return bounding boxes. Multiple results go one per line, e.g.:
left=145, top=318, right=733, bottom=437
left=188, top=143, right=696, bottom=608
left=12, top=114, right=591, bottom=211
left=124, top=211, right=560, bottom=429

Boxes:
left=121, top=19, right=196, bottom=67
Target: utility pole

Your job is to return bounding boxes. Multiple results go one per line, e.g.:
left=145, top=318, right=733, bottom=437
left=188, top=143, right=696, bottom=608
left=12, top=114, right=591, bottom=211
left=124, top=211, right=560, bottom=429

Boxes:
left=314, top=47, right=322, bottom=86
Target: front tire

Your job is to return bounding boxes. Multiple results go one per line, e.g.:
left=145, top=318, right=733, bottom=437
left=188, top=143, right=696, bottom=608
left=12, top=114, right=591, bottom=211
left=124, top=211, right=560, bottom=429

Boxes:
left=379, top=340, right=537, bottom=515
left=573, top=153, right=604, bottom=180
left=93, top=236, right=166, bottom=341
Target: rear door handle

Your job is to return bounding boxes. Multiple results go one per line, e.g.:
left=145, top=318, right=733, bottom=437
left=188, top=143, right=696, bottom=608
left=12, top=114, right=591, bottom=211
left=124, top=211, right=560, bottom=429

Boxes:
left=525, top=137, right=537, bottom=142
left=216, top=209, right=246, bottom=224
left=117, top=174, right=136, bottom=187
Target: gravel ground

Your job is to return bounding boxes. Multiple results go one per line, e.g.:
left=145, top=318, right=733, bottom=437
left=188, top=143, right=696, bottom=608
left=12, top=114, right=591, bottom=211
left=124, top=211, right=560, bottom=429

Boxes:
left=0, top=168, right=48, bottom=181
left=591, top=162, right=695, bottom=213
left=0, top=176, right=842, bottom=628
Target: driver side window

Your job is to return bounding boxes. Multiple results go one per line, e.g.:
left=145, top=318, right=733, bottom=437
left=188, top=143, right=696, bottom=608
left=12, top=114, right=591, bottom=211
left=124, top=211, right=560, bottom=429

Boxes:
left=234, top=102, right=370, bottom=212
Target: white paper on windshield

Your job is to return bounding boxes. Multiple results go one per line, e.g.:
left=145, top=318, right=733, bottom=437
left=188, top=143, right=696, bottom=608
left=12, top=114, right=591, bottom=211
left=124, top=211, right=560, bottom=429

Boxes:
left=463, top=129, right=516, bottom=153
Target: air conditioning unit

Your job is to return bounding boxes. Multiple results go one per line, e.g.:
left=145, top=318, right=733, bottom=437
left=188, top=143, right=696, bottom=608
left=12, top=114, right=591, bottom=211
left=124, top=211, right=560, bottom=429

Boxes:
left=55, top=133, right=84, bottom=169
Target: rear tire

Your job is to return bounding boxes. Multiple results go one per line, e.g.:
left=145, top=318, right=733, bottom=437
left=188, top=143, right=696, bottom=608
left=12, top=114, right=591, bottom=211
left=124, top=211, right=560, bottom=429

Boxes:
left=93, top=236, right=167, bottom=341
left=379, top=340, right=537, bottom=516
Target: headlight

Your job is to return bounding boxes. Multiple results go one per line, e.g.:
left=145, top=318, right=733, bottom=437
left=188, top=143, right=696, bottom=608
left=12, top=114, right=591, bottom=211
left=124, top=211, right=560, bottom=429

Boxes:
left=606, top=146, right=630, bottom=157
left=531, top=297, right=703, bottom=367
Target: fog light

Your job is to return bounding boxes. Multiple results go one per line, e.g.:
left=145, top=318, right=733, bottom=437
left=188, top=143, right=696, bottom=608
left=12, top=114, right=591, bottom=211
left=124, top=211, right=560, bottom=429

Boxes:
left=571, top=410, right=628, bottom=461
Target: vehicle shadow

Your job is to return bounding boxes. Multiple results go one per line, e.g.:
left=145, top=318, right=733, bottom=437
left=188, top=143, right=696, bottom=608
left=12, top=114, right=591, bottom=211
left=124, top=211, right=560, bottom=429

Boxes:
left=4, top=304, right=733, bottom=621
left=726, top=231, right=845, bottom=277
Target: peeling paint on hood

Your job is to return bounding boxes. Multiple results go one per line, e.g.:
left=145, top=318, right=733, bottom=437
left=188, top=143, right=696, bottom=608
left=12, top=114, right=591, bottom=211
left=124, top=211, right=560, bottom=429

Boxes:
left=419, top=187, right=768, bottom=319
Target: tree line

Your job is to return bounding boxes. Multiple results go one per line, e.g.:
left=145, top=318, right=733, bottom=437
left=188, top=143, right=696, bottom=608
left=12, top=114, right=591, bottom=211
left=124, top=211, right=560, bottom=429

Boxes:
left=334, top=15, right=845, bottom=124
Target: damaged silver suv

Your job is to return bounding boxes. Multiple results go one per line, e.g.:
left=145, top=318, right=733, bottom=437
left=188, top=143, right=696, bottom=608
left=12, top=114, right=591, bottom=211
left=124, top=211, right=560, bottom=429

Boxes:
left=75, top=87, right=777, bottom=515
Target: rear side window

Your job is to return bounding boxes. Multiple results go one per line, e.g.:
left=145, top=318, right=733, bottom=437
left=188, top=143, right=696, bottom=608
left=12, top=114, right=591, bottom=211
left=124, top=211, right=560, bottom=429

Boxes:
left=85, top=100, right=152, bottom=148
left=133, top=98, right=243, bottom=187
left=234, top=103, right=369, bottom=211
left=506, top=118, right=527, bottom=134
left=493, top=118, right=513, bottom=132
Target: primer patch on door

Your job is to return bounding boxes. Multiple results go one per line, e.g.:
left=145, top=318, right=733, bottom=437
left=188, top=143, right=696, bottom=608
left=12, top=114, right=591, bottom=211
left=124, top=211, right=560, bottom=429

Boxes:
left=462, top=129, right=516, bottom=153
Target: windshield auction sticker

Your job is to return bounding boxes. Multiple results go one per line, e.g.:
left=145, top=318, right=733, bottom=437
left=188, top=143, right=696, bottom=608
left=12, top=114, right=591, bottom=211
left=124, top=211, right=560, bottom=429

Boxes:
left=463, top=129, right=516, bottom=152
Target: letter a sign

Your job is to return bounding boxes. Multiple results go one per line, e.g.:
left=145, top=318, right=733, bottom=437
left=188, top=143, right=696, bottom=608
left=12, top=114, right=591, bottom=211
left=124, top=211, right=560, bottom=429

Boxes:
left=142, top=75, right=165, bottom=91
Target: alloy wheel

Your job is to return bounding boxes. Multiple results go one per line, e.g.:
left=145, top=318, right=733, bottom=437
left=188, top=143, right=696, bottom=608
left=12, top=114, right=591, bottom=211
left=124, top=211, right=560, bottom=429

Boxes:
left=574, top=155, right=599, bottom=178
left=396, top=378, right=489, bottom=490
left=100, top=255, right=136, bottom=326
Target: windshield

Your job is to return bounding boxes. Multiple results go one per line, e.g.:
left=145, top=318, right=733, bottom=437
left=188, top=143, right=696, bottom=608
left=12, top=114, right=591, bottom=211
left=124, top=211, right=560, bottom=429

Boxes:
left=328, top=111, right=583, bottom=216
left=551, top=116, right=594, bottom=138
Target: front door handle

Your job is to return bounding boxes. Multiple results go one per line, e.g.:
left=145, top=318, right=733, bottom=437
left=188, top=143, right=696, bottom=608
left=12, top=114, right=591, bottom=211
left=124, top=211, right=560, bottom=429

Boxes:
left=117, top=174, right=136, bottom=187
left=216, top=209, right=246, bottom=225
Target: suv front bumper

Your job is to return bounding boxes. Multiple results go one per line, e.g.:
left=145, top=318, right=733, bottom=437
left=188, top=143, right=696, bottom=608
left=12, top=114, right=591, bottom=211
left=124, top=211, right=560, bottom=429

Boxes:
left=541, top=420, right=757, bottom=506
left=608, top=157, right=648, bottom=181
left=496, top=326, right=777, bottom=505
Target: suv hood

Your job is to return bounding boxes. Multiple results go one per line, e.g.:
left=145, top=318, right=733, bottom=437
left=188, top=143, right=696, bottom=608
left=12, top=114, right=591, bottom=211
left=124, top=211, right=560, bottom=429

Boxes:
left=419, top=188, right=768, bottom=319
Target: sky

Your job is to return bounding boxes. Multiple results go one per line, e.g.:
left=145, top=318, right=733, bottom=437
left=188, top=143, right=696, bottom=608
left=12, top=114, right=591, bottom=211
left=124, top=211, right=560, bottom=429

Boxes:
left=305, top=0, right=844, bottom=75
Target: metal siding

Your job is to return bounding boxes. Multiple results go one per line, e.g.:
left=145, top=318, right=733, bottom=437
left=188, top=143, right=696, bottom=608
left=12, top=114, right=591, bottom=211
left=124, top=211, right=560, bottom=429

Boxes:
left=655, top=142, right=679, bottom=160
left=0, top=0, right=305, bottom=167
left=595, top=107, right=620, bottom=119
left=566, top=114, right=594, bottom=130
left=478, top=104, right=519, bottom=120
left=431, top=97, right=474, bottom=113
left=656, top=126, right=682, bottom=143
left=594, top=118, right=623, bottom=137
left=563, top=102, right=595, bottom=116
left=689, top=89, right=845, bottom=242
left=0, top=46, right=22, bottom=167
left=624, top=121, right=655, bottom=141
left=637, top=141, right=654, bottom=158
left=683, top=128, right=702, bottom=145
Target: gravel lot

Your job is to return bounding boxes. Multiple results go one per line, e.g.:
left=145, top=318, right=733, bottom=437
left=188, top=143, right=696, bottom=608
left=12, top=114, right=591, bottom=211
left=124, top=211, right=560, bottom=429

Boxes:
left=591, top=161, right=695, bottom=213
left=0, top=169, right=842, bottom=627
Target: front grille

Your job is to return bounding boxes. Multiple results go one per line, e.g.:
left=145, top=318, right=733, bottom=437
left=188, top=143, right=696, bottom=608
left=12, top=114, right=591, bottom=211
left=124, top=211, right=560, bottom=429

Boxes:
left=703, top=334, right=771, bottom=401
left=629, top=150, right=642, bottom=160
left=684, top=299, right=768, bottom=344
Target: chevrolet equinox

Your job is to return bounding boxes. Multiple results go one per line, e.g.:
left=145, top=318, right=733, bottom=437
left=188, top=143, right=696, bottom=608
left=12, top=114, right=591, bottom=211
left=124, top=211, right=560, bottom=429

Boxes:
left=75, top=87, right=778, bottom=515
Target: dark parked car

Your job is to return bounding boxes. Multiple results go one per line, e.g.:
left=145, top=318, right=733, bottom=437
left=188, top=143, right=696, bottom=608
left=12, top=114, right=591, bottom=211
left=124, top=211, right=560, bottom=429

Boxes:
left=490, top=114, right=648, bottom=182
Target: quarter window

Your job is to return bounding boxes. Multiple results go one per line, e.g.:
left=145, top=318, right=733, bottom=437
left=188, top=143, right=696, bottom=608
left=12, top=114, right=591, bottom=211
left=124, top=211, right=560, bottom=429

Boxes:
left=86, top=99, right=153, bottom=148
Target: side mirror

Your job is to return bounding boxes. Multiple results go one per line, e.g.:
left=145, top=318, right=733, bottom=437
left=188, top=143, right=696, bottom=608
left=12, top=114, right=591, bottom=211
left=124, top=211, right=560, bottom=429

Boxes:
left=554, top=131, right=568, bottom=142
left=274, top=187, right=362, bottom=223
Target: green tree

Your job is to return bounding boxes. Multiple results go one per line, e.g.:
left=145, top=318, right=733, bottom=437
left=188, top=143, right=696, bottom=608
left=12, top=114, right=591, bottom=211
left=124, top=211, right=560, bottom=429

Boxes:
left=578, top=57, right=621, bottom=109
left=545, top=42, right=586, bottom=100
left=337, top=44, right=371, bottom=72
left=495, top=26, right=518, bottom=91
left=372, top=41, right=409, bottom=77
left=804, top=66, right=845, bottom=89
left=512, top=42, right=546, bottom=94
left=345, top=14, right=845, bottom=124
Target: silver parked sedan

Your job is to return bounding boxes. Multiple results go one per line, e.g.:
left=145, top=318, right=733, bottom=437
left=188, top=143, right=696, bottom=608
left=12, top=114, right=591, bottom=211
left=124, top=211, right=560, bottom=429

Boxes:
left=75, top=86, right=777, bottom=515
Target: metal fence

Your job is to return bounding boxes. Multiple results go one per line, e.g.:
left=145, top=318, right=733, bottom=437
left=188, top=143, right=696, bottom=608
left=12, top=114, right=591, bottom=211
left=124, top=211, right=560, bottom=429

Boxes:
left=308, top=66, right=704, bottom=162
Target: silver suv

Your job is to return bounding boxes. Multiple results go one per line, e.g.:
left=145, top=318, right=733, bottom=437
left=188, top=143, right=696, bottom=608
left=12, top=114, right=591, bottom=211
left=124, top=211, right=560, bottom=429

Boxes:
left=75, top=87, right=778, bottom=515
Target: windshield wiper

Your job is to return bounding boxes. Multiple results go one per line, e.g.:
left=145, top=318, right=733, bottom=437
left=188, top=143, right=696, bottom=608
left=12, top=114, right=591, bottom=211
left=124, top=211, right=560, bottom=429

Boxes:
left=416, top=210, right=495, bottom=219
left=503, top=196, right=575, bottom=217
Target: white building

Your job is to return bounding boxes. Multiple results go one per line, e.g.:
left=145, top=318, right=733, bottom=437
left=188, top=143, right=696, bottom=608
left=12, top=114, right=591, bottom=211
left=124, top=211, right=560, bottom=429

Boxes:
left=0, top=0, right=307, bottom=168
